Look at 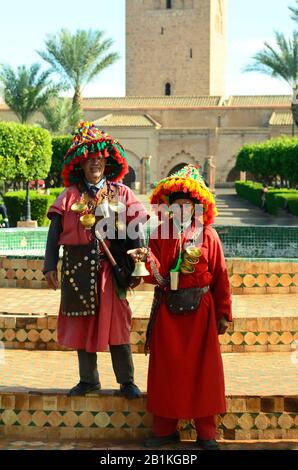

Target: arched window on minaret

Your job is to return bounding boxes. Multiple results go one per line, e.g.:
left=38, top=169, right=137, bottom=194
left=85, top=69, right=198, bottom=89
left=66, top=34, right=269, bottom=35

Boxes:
left=166, top=0, right=172, bottom=9
left=165, top=82, right=171, bottom=95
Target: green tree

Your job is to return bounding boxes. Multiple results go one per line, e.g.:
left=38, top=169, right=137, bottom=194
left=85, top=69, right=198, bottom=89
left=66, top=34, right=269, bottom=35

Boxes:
left=41, top=98, right=82, bottom=134
left=46, top=134, right=73, bottom=187
left=244, top=31, right=298, bottom=89
left=0, top=122, right=52, bottom=221
left=38, top=29, right=120, bottom=107
left=0, top=63, right=59, bottom=123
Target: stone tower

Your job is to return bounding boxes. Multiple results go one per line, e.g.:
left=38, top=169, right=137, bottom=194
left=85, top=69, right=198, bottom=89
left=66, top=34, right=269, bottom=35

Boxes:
left=126, top=0, right=227, bottom=96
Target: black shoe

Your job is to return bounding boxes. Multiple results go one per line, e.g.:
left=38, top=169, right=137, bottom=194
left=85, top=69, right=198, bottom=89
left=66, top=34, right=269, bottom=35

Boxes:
left=197, top=439, right=220, bottom=450
left=143, top=432, right=180, bottom=448
left=120, top=382, right=142, bottom=399
left=68, top=381, right=101, bottom=396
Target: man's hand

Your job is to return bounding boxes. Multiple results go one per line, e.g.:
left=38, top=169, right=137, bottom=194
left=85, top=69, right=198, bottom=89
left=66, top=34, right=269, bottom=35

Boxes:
left=127, top=248, right=148, bottom=263
left=45, top=271, right=59, bottom=290
left=217, top=316, right=229, bottom=335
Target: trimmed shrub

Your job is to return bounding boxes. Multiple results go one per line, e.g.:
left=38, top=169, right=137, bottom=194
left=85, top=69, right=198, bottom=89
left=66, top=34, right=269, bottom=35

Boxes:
left=288, top=198, right=298, bottom=216
left=235, top=181, right=263, bottom=206
left=235, top=181, right=298, bottom=217
left=236, top=137, right=298, bottom=186
left=0, top=122, right=52, bottom=181
left=3, top=187, right=64, bottom=227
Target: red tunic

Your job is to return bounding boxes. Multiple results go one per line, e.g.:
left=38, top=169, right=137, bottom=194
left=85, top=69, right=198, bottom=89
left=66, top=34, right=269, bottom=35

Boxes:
left=47, top=183, right=148, bottom=352
left=145, top=224, right=232, bottom=419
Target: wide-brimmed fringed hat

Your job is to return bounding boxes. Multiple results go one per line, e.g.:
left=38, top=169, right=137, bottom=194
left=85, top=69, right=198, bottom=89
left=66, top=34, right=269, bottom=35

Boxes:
left=62, top=121, right=129, bottom=187
left=150, top=164, right=218, bottom=225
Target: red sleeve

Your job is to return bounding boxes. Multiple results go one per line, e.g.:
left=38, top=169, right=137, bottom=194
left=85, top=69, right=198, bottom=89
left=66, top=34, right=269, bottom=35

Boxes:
left=47, top=189, right=68, bottom=220
left=207, top=227, right=232, bottom=322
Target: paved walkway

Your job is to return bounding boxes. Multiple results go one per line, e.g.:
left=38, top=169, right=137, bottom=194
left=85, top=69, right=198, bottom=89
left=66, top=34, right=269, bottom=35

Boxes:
left=1, top=288, right=298, bottom=319
left=214, top=188, right=297, bottom=226
left=0, top=351, right=297, bottom=395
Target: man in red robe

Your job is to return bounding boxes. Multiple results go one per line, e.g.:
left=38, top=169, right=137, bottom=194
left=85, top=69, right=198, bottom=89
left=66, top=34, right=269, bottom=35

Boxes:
left=44, top=122, right=148, bottom=399
left=129, top=165, right=232, bottom=450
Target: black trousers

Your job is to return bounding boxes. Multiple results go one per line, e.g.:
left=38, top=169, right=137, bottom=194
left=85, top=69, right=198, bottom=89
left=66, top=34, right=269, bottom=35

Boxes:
left=77, top=344, right=134, bottom=385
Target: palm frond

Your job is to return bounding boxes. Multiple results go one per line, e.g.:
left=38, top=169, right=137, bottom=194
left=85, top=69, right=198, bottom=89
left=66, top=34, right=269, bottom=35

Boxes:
left=244, top=31, right=298, bottom=88
left=38, top=29, right=119, bottom=103
left=0, top=63, right=61, bottom=123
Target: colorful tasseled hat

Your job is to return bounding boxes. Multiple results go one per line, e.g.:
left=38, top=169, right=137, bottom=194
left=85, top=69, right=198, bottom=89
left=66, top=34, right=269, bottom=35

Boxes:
left=62, top=121, right=129, bottom=187
left=150, top=164, right=218, bottom=226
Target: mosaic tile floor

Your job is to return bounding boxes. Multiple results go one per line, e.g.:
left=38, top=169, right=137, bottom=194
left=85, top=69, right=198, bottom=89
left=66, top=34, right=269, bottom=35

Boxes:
left=0, top=351, right=297, bottom=396
left=0, top=438, right=297, bottom=450
left=1, top=289, right=298, bottom=319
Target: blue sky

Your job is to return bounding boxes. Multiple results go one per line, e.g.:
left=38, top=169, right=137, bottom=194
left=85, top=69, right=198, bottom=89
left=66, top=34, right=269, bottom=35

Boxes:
left=0, top=0, right=296, bottom=97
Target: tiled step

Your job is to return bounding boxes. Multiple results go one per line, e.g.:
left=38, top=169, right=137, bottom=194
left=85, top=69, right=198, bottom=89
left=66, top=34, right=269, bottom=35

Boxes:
left=0, top=351, right=297, bottom=441
left=1, top=257, right=298, bottom=295
left=0, top=292, right=297, bottom=353
left=1, top=438, right=298, bottom=450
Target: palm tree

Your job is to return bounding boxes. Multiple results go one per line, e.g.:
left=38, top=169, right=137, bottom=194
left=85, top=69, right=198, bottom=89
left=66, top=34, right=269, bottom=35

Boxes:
left=37, top=29, right=120, bottom=107
left=289, top=1, right=298, bottom=22
left=41, top=98, right=82, bottom=134
left=244, top=31, right=298, bottom=89
left=245, top=31, right=298, bottom=130
left=0, top=63, right=59, bottom=123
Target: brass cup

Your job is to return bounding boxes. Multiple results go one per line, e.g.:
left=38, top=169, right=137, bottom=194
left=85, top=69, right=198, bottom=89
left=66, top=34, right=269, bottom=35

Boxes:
left=71, top=202, right=88, bottom=213
left=180, top=264, right=195, bottom=274
left=183, top=253, right=200, bottom=265
left=185, top=246, right=202, bottom=258
left=79, top=214, right=96, bottom=229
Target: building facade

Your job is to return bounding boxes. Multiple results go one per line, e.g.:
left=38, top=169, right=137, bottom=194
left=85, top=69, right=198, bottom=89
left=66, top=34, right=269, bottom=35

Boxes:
left=0, top=96, right=293, bottom=185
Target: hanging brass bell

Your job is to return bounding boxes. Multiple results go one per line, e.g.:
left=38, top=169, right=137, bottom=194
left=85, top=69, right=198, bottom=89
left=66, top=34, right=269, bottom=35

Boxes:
left=127, top=249, right=150, bottom=277
left=131, top=261, right=150, bottom=277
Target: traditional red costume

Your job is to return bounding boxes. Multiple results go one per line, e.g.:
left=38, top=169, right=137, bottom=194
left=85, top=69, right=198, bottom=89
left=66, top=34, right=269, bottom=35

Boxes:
left=143, top=165, right=232, bottom=446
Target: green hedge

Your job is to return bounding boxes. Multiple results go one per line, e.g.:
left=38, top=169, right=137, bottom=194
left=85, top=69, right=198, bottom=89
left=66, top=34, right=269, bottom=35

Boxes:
left=235, top=181, right=298, bottom=216
left=235, top=181, right=263, bottom=206
left=288, top=198, right=298, bottom=216
left=3, top=187, right=65, bottom=227
left=236, top=138, right=298, bottom=186
left=48, top=187, right=65, bottom=198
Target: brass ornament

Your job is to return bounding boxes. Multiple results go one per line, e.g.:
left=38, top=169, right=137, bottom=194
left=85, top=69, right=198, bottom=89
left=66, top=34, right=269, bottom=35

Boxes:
left=71, top=202, right=88, bottom=213
left=130, top=261, right=150, bottom=277
left=127, top=249, right=150, bottom=277
left=79, top=213, right=96, bottom=229
left=180, top=246, right=202, bottom=274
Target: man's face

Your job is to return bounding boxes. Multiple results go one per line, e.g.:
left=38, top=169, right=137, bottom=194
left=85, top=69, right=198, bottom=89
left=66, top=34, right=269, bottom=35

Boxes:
left=80, top=154, right=106, bottom=182
left=170, top=198, right=195, bottom=225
